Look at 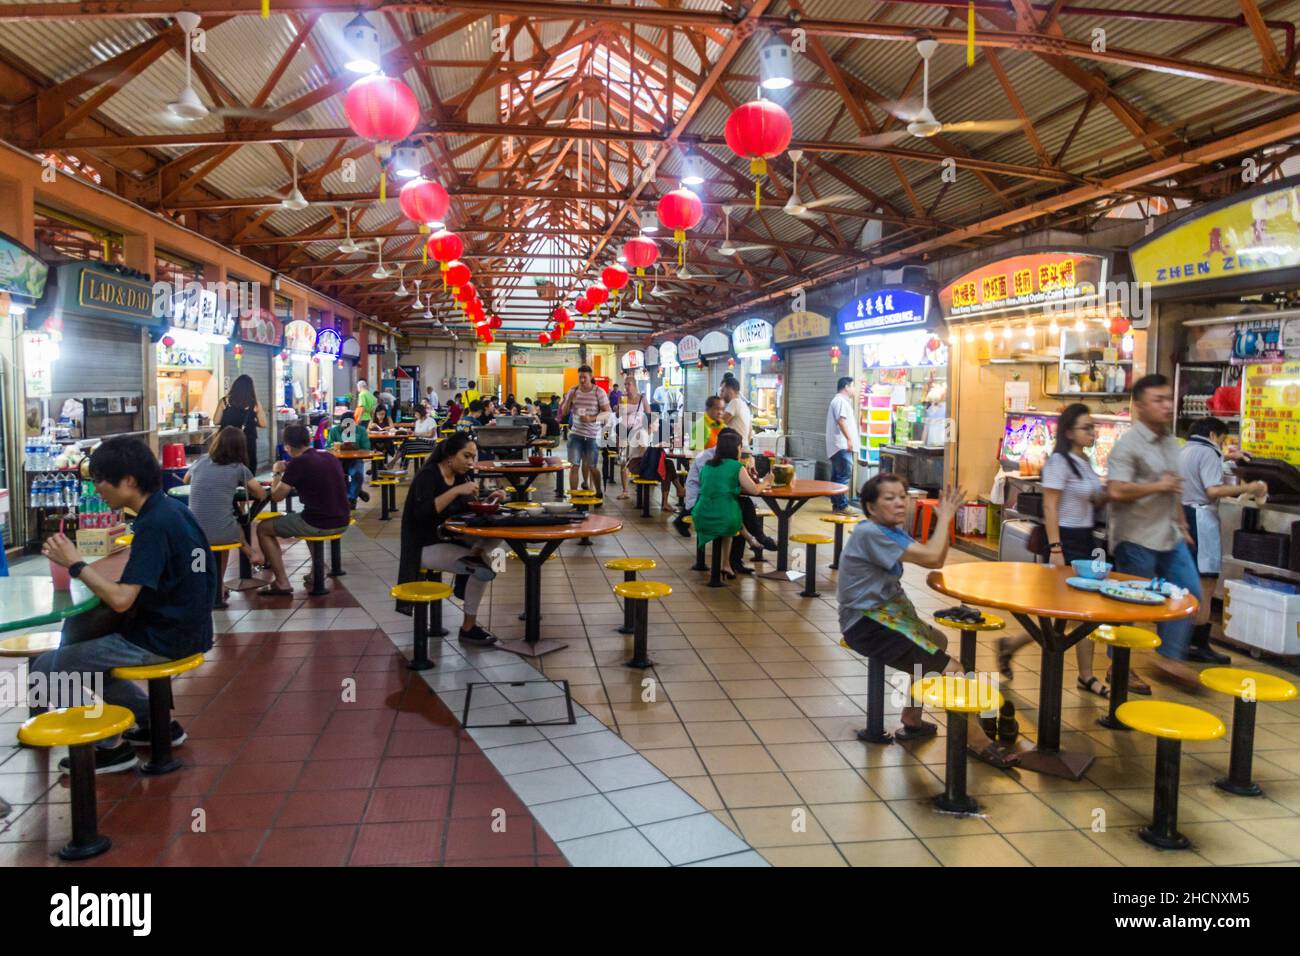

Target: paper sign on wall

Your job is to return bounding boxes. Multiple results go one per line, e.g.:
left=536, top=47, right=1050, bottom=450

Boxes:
left=1004, top=380, right=1030, bottom=412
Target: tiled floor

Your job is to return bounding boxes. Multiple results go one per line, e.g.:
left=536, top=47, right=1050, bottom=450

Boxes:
left=5, top=474, right=1300, bottom=867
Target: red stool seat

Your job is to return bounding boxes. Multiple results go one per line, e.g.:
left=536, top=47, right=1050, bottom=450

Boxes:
left=913, top=498, right=955, bottom=545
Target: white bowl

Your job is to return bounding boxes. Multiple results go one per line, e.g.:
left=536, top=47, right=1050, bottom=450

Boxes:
left=542, top=502, right=571, bottom=515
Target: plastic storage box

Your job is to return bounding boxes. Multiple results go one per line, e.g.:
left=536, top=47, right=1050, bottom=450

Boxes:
left=999, top=518, right=1041, bottom=564
left=1223, top=578, right=1300, bottom=656
left=792, top=459, right=817, bottom=481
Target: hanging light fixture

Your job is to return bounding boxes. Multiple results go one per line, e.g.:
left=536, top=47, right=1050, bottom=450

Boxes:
left=680, top=149, right=706, bottom=186
left=964, top=326, right=975, bottom=344
left=391, top=143, right=422, bottom=179
left=1074, top=316, right=1086, bottom=332
left=342, top=13, right=382, bottom=75
left=641, top=209, right=659, bottom=234
left=759, top=39, right=794, bottom=91
left=1001, top=319, right=1012, bottom=340
left=1048, top=316, right=1060, bottom=336
left=983, top=325, right=993, bottom=341
left=280, top=143, right=308, bottom=211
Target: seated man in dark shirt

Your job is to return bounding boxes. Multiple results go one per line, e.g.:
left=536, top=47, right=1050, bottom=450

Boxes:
left=256, top=423, right=351, bottom=596
left=35, top=437, right=217, bottom=774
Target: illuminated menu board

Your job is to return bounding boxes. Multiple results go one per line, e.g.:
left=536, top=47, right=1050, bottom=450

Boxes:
left=939, top=251, right=1107, bottom=318
left=1242, top=362, right=1300, bottom=466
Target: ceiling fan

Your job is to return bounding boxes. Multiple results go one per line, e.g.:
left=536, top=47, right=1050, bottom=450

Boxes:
left=393, top=264, right=408, bottom=297
left=371, top=237, right=388, bottom=279
left=337, top=208, right=369, bottom=253
left=716, top=206, right=780, bottom=256
left=648, top=267, right=667, bottom=298
left=675, top=262, right=724, bottom=281
left=783, top=150, right=853, bottom=217
left=280, top=143, right=308, bottom=211
left=855, top=38, right=1024, bottom=147
left=409, top=279, right=424, bottom=310
left=164, top=13, right=280, bottom=123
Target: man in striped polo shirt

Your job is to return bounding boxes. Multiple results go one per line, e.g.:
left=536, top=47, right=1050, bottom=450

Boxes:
left=559, top=364, right=611, bottom=495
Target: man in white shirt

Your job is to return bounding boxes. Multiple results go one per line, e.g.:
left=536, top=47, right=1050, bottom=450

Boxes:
left=825, top=376, right=860, bottom=515
left=559, top=364, right=611, bottom=494
left=652, top=382, right=677, bottom=444
left=425, top=385, right=440, bottom=410
left=719, top=374, right=751, bottom=447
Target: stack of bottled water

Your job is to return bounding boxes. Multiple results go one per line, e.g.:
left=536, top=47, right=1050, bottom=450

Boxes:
left=29, top=472, right=80, bottom=510
left=23, top=437, right=61, bottom=471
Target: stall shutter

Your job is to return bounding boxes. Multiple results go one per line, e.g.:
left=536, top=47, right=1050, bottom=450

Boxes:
left=333, top=361, right=356, bottom=406
left=684, top=366, right=708, bottom=414
left=226, top=343, right=274, bottom=470
left=51, top=316, right=144, bottom=400
left=785, top=345, right=835, bottom=464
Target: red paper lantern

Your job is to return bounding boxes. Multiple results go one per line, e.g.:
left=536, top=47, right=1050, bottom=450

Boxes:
left=399, top=177, right=449, bottom=226
left=574, top=296, right=593, bottom=315
left=539, top=332, right=551, bottom=345
left=344, top=74, right=420, bottom=156
left=658, top=187, right=703, bottom=265
left=601, top=264, right=629, bottom=295
left=161, top=335, right=175, bottom=347
left=427, top=230, right=464, bottom=282
left=724, top=99, right=793, bottom=209
left=586, top=283, right=609, bottom=307
left=552, top=306, right=570, bottom=326
left=455, top=281, right=476, bottom=304
left=622, top=236, right=659, bottom=275
left=490, top=315, right=502, bottom=330
left=1109, top=316, right=1132, bottom=336
left=445, top=260, right=471, bottom=291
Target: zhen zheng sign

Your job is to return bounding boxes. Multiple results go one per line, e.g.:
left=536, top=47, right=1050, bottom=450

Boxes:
left=836, top=288, right=930, bottom=340
left=939, top=252, right=1107, bottom=318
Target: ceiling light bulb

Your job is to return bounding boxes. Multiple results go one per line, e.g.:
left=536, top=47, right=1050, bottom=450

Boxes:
left=1075, top=317, right=1086, bottom=332
left=641, top=210, right=658, bottom=234
left=427, top=219, right=444, bottom=231
left=1025, top=320, right=1035, bottom=336
left=983, top=326, right=993, bottom=342
left=1001, top=321, right=1012, bottom=340
left=759, top=40, right=794, bottom=91
left=1048, top=318, right=1059, bottom=335
left=681, top=152, right=705, bottom=186
left=391, top=144, right=421, bottom=179
left=342, top=13, right=381, bottom=75
left=964, top=328, right=974, bottom=344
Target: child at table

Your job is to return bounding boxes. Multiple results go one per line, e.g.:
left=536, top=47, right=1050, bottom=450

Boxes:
left=837, top=473, right=1019, bottom=768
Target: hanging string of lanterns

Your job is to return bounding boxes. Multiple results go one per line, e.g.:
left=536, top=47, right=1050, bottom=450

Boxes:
left=399, top=178, right=449, bottom=262
left=426, top=230, right=463, bottom=287
left=600, top=264, right=629, bottom=307
left=621, top=236, right=658, bottom=301
left=342, top=73, right=420, bottom=202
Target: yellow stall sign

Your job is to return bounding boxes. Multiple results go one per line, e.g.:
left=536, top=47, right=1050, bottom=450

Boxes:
left=1241, top=361, right=1300, bottom=466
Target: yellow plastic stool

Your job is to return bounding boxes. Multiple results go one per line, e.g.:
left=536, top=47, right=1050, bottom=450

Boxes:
left=820, top=514, right=862, bottom=570
left=1118, top=700, right=1226, bottom=849
left=111, top=652, right=204, bottom=775
left=1090, top=625, right=1161, bottom=731
left=1199, top=667, right=1298, bottom=797
left=390, top=581, right=454, bottom=670
left=611, top=580, right=672, bottom=668
left=933, top=611, right=1006, bottom=672
left=299, top=518, right=356, bottom=595
left=19, top=704, right=135, bottom=859
left=0, top=631, right=61, bottom=657
left=632, top=478, right=660, bottom=517
left=790, top=533, right=833, bottom=597
left=607, top=558, right=658, bottom=634
left=911, top=675, right=1003, bottom=814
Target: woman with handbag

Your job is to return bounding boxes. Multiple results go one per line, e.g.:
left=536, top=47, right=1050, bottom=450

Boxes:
left=215, top=374, right=267, bottom=475
left=998, top=403, right=1117, bottom=697
left=617, top=372, right=652, bottom=500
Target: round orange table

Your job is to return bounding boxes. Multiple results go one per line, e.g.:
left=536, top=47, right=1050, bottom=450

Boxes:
left=444, top=513, right=622, bottom=656
left=474, top=457, right=569, bottom=502
left=757, top=479, right=848, bottom=580
left=927, top=562, right=1198, bottom=779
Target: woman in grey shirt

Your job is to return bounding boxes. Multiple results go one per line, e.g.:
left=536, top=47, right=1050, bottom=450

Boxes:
left=185, top=426, right=268, bottom=596
left=998, top=404, right=1113, bottom=697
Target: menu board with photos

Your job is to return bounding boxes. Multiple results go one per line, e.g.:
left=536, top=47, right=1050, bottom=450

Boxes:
left=1242, top=361, right=1300, bottom=466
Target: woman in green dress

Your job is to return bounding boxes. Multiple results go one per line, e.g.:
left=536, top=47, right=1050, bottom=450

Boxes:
left=694, top=431, right=764, bottom=579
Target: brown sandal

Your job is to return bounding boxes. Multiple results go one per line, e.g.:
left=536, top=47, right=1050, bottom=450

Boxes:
left=968, top=740, right=1020, bottom=769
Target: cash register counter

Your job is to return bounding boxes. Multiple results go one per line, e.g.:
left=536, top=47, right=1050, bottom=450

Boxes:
left=1216, top=498, right=1300, bottom=598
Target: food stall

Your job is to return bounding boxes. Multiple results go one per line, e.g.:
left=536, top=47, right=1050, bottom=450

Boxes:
left=731, top=318, right=781, bottom=441
left=1128, top=176, right=1300, bottom=654
left=698, top=329, right=732, bottom=395
left=232, top=308, right=281, bottom=468
left=277, top=319, right=334, bottom=422
left=836, top=286, right=946, bottom=484
left=678, top=335, right=704, bottom=414
left=940, top=249, right=1146, bottom=502
left=773, top=310, right=838, bottom=469
left=156, top=281, right=237, bottom=450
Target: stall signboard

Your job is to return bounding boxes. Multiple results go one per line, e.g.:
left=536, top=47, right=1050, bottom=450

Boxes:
left=699, top=330, right=730, bottom=357
left=284, top=319, right=317, bottom=354
left=58, top=261, right=156, bottom=325
left=678, top=335, right=701, bottom=363
left=837, top=288, right=930, bottom=339
left=0, top=232, right=49, bottom=305
left=659, top=341, right=679, bottom=368
left=645, top=344, right=660, bottom=366
left=621, top=349, right=645, bottom=370
left=239, top=308, right=283, bottom=347
left=340, top=336, right=362, bottom=361
left=939, top=252, right=1106, bottom=318
left=732, top=318, right=774, bottom=355
left=858, top=328, right=947, bottom=368
left=23, top=331, right=54, bottom=397
left=773, top=311, right=831, bottom=345
left=512, top=346, right=581, bottom=367
left=367, top=343, right=385, bottom=354
left=1131, top=177, right=1300, bottom=292
left=170, top=285, right=236, bottom=340
left=315, top=328, right=343, bottom=358
left=1242, top=361, right=1300, bottom=466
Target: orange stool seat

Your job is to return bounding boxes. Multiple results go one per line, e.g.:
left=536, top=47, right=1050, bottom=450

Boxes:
left=913, top=498, right=954, bottom=545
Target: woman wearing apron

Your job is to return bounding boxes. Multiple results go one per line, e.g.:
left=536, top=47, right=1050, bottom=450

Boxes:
left=1179, top=418, right=1266, bottom=664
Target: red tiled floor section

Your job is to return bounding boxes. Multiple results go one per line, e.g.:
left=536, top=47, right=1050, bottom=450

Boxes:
left=0, top=625, right=564, bottom=867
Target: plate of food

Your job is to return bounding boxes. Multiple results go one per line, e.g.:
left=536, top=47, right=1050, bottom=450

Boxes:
left=1099, top=582, right=1167, bottom=605
left=1066, top=576, right=1106, bottom=592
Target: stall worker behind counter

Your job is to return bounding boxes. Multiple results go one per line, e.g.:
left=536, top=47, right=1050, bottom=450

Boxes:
left=1179, top=416, right=1267, bottom=665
